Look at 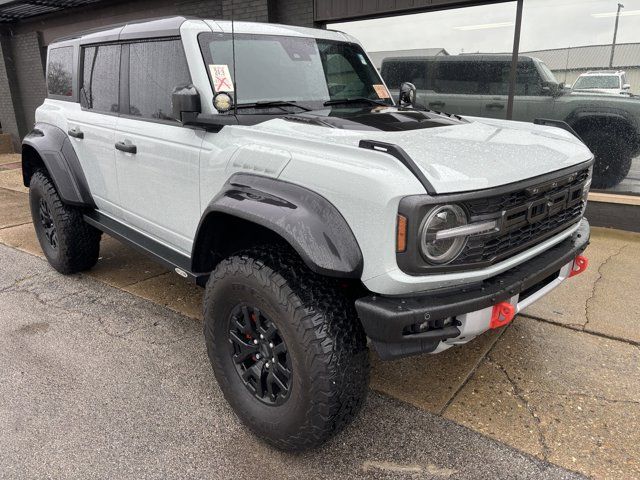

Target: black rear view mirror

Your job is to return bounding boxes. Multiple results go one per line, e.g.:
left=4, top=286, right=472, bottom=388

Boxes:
left=172, top=85, right=201, bottom=123
left=399, top=82, right=417, bottom=107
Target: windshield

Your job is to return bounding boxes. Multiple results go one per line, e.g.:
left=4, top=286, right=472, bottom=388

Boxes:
left=537, top=61, right=559, bottom=84
left=198, top=32, right=393, bottom=111
left=573, top=75, right=621, bottom=90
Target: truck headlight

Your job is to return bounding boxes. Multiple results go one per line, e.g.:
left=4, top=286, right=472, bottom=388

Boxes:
left=420, top=204, right=468, bottom=264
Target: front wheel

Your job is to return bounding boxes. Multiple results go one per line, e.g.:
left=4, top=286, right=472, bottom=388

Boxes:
left=203, top=246, right=370, bottom=451
left=581, top=128, right=633, bottom=189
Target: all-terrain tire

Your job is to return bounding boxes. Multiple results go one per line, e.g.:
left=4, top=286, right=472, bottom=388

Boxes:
left=29, top=170, right=102, bottom=274
left=581, top=128, right=633, bottom=189
left=203, top=245, right=370, bottom=451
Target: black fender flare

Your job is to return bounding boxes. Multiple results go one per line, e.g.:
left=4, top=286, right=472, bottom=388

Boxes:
left=22, top=123, right=94, bottom=207
left=565, top=107, right=638, bottom=135
left=192, top=174, right=364, bottom=278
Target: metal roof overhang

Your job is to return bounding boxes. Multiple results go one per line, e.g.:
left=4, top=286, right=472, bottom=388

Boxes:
left=314, top=0, right=515, bottom=23
left=0, top=0, right=106, bottom=23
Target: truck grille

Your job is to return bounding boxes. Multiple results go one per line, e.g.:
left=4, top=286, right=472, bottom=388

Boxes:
left=449, top=168, right=589, bottom=267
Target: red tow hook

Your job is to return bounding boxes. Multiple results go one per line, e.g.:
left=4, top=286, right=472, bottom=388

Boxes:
left=569, top=255, right=589, bottom=278
left=490, top=302, right=516, bottom=330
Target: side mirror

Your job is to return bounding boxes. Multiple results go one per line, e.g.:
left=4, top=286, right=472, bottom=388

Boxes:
left=542, top=81, right=561, bottom=97
left=565, top=83, right=573, bottom=89
left=623, top=83, right=631, bottom=90
left=172, top=85, right=201, bottom=123
left=399, top=82, right=417, bottom=107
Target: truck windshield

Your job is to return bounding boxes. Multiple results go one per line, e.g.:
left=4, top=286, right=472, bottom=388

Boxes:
left=573, top=76, right=620, bottom=90
left=198, top=32, right=393, bottom=111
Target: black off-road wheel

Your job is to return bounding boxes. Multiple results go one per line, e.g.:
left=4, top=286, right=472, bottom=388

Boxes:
left=203, top=246, right=370, bottom=451
left=581, top=128, right=633, bottom=189
left=29, top=170, right=101, bottom=274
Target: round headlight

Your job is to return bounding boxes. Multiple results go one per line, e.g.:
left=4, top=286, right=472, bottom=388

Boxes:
left=420, top=205, right=467, bottom=264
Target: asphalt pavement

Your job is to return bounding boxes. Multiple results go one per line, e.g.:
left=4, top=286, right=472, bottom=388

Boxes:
left=0, top=243, right=585, bottom=480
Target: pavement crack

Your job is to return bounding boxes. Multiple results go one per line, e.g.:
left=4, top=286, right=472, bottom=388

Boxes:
left=439, top=327, right=508, bottom=415
left=529, top=389, right=640, bottom=405
left=0, top=272, right=41, bottom=294
left=583, top=245, right=627, bottom=331
left=487, top=355, right=551, bottom=462
left=519, top=313, right=640, bottom=347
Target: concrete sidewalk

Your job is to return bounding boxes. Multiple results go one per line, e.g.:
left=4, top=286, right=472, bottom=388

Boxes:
left=1, top=156, right=639, bottom=479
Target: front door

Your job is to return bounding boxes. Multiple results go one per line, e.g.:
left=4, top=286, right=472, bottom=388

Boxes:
left=115, top=39, right=203, bottom=255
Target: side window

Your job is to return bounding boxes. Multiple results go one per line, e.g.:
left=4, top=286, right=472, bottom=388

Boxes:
left=47, top=46, right=74, bottom=97
left=81, top=44, right=121, bottom=113
left=128, top=39, right=191, bottom=121
left=432, top=61, right=482, bottom=95
left=516, top=62, right=543, bottom=96
left=381, top=61, right=427, bottom=90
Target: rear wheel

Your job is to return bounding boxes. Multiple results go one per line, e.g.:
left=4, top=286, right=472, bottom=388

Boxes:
left=203, top=246, right=370, bottom=450
left=581, top=128, right=633, bottom=189
left=29, top=170, right=101, bottom=274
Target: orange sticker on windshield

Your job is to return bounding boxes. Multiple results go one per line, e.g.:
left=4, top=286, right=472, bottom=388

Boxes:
left=373, top=84, right=390, bottom=99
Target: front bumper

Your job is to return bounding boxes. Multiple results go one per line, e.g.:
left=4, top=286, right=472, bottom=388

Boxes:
left=355, top=219, right=590, bottom=360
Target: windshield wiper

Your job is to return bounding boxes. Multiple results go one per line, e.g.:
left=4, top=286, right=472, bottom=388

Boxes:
left=236, top=100, right=311, bottom=112
left=323, top=97, right=389, bottom=107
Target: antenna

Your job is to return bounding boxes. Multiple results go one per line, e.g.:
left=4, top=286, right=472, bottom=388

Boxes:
left=231, top=0, right=238, bottom=115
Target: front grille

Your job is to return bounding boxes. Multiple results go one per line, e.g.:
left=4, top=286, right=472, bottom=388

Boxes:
left=449, top=168, right=589, bottom=267
left=465, top=168, right=590, bottom=216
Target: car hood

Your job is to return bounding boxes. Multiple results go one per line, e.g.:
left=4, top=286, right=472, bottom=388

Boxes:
left=248, top=107, right=593, bottom=194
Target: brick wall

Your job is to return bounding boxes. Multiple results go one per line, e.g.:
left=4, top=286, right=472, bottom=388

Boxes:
left=221, top=0, right=269, bottom=21
left=269, top=0, right=314, bottom=28
left=11, top=32, right=47, bottom=135
left=0, top=35, right=25, bottom=151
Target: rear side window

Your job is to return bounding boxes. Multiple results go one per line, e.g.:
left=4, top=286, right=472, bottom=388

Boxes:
left=381, top=60, right=428, bottom=90
left=432, top=61, right=483, bottom=94
left=128, top=39, right=190, bottom=121
left=81, top=44, right=121, bottom=113
left=47, top=46, right=74, bottom=97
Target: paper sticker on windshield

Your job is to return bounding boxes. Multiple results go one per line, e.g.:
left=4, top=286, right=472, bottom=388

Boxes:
left=209, top=64, right=234, bottom=92
left=373, top=84, right=390, bottom=99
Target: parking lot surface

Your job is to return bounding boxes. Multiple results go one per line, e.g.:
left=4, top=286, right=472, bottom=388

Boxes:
left=0, top=244, right=584, bottom=480
left=1, top=156, right=639, bottom=479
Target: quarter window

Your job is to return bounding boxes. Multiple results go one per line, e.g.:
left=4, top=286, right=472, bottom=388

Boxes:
left=81, top=44, right=121, bottom=113
left=47, top=46, right=74, bottom=97
left=128, top=39, right=191, bottom=121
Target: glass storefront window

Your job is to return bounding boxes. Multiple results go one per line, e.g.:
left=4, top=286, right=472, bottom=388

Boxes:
left=520, top=0, right=640, bottom=194
left=331, top=0, right=640, bottom=196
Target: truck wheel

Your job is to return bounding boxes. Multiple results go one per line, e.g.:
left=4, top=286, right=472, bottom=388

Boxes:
left=581, top=128, right=633, bottom=189
left=29, top=170, right=101, bottom=274
left=203, top=246, right=370, bottom=450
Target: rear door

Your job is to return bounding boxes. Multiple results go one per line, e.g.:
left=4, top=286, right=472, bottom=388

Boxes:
left=422, top=59, right=485, bottom=116
left=64, top=43, right=122, bottom=216
left=114, top=38, right=204, bottom=254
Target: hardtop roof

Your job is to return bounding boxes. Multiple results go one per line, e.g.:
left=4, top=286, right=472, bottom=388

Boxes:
left=49, top=16, right=352, bottom=47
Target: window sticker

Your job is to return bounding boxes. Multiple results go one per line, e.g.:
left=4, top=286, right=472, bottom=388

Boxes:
left=373, top=84, right=391, bottom=99
left=209, top=64, right=234, bottom=92
left=357, top=53, right=367, bottom=65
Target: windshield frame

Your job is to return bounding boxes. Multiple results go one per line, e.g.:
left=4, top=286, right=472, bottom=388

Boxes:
left=197, top=32, right=394, bottom=113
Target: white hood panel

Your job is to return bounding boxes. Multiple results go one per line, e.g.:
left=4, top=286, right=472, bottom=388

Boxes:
left=250, top=116, right=593, bottom=194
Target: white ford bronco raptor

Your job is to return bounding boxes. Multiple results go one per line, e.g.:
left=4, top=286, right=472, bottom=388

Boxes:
left=24, top=17, right=592, bottom=450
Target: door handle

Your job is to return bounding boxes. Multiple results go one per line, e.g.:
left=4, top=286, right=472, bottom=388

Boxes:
left=486, top=103, right=505, bottom=110
left=429, top=101, right=446, bottom=108
left=115, top=141, right=137, bottom=154
left=68, top=128, right=84, bottom=139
